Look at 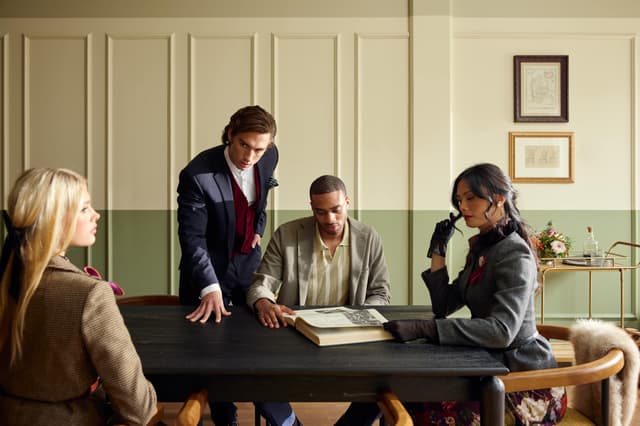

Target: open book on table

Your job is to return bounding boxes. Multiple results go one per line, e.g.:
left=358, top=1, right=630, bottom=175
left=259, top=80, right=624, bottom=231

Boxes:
left=283, top=306, right=393, bottom=347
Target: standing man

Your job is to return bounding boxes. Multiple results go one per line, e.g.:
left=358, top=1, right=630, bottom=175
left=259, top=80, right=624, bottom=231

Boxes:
left=177, top=105, right=284, bottom=426
left=247, top=175, right=391, bottom=426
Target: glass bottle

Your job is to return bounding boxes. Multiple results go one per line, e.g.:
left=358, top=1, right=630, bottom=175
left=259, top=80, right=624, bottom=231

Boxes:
left=583, top=226, right=599, bottom=258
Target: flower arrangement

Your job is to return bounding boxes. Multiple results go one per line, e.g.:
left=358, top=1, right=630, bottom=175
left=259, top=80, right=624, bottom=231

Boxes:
left=531, top=221, right=572, bottom=258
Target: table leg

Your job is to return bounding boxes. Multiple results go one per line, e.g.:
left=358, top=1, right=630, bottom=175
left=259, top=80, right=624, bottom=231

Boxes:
left=540, top=273, right=546, bottom=324
left=480, top=376, right=504, bottom=426
left=619, top=270, right=624, bottom=327
left=589, top=271, right=593, bottom=319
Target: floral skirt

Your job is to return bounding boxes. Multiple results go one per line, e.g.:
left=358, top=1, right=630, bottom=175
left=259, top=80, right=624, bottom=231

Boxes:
left=405, top=387, right=567, bottom=426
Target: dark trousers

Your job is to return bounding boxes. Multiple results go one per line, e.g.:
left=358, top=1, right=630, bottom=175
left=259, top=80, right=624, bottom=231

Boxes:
left=209, top=401, right=294, bottom=426
left=211, top=252, right=296, bottom=425
left=222, top=250, right=261, bottom=306
left=334, top=402, right=381, bottom=426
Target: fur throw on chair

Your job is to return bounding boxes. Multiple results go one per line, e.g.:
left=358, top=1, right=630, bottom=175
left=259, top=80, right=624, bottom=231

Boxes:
left=569, top=319, right=639, bottom=426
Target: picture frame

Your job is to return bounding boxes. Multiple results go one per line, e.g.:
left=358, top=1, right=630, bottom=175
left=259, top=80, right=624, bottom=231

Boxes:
left=514, top=55, right=568, bottom=122
left=508, top=131, right=574, bottom=183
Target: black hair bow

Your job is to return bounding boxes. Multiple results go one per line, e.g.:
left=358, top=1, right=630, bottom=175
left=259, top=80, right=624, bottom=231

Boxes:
left=1, top=211, right=23, bottom=300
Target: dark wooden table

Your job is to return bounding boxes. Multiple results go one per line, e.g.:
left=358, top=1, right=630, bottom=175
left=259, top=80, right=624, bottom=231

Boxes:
left=120, top=305, right=507, bottom=426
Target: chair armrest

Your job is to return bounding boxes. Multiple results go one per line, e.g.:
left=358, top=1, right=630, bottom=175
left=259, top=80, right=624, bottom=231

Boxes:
left=377, top=391, right=413, bottom=426
left=176, top=388, right=209, bottom=426
left=499, top=348, right=624, bottom=392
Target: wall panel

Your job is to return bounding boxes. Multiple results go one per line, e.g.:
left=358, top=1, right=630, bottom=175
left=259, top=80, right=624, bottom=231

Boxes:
left=24, top=35, right=87, bottom=173
left=107, top=34, right=172, bottom=292
left=273, top=34, right=338, bottom=209
left=357, top=34, right=409, bottom=210
left=108, top=35, right=171, bottom=210
left=357, top=34, right=410, bottom=303
left=189, top=34, right=256, bottom=157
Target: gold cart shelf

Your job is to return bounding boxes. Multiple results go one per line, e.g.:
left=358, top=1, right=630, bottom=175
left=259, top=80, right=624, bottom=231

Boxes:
left=537, top=241, right=640, bottom=326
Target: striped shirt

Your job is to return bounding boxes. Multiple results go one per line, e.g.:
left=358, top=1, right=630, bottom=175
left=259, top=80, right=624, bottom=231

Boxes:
left=305, top=220, right=350, bottom=306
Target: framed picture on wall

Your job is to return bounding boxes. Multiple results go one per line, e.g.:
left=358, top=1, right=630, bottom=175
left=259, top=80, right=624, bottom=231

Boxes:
left=514, top=55, right=568, bottom=122
left=508, top=131, right=574, bottom=183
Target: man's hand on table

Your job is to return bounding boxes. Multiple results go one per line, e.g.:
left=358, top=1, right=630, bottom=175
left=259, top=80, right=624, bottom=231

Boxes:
left=254, top=298, right=295, bottom=328
left=185, top=291, right=231, bottom=324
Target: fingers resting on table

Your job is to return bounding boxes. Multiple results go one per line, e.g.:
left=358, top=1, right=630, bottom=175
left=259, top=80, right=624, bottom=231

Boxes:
left=253, top=298, right=295, bottom=328
left=185, top=291, right=231, bottom=324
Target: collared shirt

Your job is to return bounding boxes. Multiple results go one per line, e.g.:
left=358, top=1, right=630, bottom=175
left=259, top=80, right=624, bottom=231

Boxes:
left=305, top=220, right=350, bottom=306
left=224, top=146, right=256, bottom=205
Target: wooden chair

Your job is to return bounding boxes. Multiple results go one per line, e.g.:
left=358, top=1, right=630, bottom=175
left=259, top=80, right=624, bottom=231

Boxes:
left=175, top=388, right=209, bottom=426
left=500, top=323, right=628, bottom=425
left=377, top=391, right=413, bottom=426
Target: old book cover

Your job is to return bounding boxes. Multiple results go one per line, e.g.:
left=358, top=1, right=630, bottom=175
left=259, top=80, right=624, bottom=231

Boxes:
left=283, top=306, right=393, bottom=346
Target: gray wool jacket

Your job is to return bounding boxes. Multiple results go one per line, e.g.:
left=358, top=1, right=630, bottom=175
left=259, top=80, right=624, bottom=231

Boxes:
left=422, top=231, right=556, bottom=372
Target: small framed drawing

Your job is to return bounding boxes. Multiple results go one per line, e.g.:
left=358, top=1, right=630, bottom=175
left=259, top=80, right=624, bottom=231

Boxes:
left=514, top=55, right=568, bottom=122
left=508, top=131, right=574, bottom=183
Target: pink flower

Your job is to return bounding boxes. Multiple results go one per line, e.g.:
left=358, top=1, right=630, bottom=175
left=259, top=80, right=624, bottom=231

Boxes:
left=550, top=240, right=566, bottom=254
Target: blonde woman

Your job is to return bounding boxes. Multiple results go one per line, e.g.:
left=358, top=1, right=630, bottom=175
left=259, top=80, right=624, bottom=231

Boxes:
left=0, top=168, right=157, bottom=425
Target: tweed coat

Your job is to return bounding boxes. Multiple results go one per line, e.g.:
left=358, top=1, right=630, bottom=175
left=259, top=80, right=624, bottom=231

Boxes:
left=246, top=216, right=391, bottom=308
left=177, top=143, right=279, bottom=305
left=422, top=231, right=557, bottom=372
left=0, top=256, right=157, bottom=426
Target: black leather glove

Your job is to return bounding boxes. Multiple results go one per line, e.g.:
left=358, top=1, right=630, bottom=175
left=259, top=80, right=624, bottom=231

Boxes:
left=427, top=212, right=460, bottom=258
left=383, top=319, right=439, bottom=343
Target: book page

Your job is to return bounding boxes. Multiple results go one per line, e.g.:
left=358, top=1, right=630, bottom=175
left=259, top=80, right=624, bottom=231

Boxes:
left=288, top=307, right=388, bottom=328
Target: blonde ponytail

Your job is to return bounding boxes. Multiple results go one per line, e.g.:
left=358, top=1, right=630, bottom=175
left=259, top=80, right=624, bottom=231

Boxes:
left=0, top=168, right=85, bottom=366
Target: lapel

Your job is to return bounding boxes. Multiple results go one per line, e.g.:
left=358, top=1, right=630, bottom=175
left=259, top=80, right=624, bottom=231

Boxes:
left=211, top=151, right=235, bottom=252
left=347, top=218, right=362, bottom=303
left=255, top=159, right=265, bottom=208
left=296, top=218, right=315, bottom=304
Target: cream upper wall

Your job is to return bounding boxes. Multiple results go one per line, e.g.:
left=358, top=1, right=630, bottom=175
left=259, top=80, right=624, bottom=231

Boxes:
left=4, top=0, right=640, bottom=18
left=450, top=18, right=634, bottom=211
left=0, top=0, right=408, bottom=18
left=0, top=16, right=409, bottom=211
left=1, top=0, right=639, bottom=213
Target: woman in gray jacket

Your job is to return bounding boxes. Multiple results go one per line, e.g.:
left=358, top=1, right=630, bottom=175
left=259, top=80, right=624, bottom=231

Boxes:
left=384, top=163, right=566, bottom=425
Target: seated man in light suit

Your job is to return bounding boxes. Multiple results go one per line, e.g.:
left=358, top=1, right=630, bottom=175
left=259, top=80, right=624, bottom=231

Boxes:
left=247, top=174, right=391, bottom=426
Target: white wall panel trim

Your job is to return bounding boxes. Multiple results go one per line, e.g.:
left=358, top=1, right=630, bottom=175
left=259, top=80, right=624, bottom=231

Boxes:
left=86, top=33, right=93, bottom=265
left=630, top=34, right=638, bottom=314
left=453, top=32, right=637, bottom=40
left=188, top=33, right=257, bottom=160
left=168, top=32, right=176, bottom=294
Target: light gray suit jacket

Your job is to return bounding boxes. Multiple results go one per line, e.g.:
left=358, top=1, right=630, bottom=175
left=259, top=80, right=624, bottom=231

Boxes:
left=247, top=216, right=391, bottom=307
left=0, top=256, right=157, bottom=426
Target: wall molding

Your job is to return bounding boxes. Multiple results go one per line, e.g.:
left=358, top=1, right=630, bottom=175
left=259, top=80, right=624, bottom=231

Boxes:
left=355, top=32, right=409, bottom=214
left=106, top=33, right=174, bottom=287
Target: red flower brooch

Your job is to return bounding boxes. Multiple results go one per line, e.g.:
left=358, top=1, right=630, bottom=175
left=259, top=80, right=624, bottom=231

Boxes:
left=469, top=256, right=486, bottom=286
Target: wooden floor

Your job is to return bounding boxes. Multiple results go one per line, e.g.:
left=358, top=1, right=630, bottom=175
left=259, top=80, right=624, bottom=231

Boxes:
left=161, top=397, right=640, bottom=425
left=163, top=401, right=350, bottom=425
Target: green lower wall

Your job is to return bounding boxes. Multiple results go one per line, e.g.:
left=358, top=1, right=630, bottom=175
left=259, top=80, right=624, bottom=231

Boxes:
left=2, top=209, right=638, bottom=327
